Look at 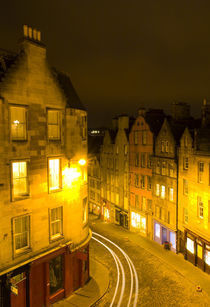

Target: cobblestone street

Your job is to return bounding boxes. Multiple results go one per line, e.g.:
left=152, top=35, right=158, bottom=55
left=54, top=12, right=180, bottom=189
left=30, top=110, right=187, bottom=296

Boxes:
left=90, top=216, right=210, bottom=306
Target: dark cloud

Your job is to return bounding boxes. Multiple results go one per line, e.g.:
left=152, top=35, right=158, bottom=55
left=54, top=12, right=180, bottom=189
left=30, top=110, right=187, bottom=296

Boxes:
left=1, top=0, right=210, bottom=126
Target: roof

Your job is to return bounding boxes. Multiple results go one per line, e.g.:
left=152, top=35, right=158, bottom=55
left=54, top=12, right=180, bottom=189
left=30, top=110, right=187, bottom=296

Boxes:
left=52, top=68, right=86, bottom=111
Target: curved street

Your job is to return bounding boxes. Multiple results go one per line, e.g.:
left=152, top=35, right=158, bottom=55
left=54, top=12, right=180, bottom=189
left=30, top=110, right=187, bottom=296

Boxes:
left=90, top=215, right=210, bottom=306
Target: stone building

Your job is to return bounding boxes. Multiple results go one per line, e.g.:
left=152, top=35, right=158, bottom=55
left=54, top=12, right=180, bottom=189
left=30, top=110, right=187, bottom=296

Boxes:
left=129, top=108, right=164, bottom=238
left=178, top=101, right=210, bottom=273
left=0, top=26, right=90, bottom=306
left=100, top=115, right=132, bottom=227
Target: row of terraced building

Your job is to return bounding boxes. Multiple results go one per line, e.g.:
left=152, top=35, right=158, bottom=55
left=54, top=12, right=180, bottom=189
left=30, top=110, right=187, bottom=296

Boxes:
left=88, top=102, right=210, bottom=274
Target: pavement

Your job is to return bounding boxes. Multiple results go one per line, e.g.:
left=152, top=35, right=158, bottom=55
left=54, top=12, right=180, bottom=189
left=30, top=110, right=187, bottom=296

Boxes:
left=52, top=251, right=109, bottom=306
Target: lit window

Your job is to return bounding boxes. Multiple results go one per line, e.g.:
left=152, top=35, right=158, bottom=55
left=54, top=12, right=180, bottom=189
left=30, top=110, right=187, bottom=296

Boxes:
left=124, top=145, right=128, bottom=155
left=13, top=215, right=30, bottom=253
left=116, top=145, right=119, bottom=154
left=205, top=247, right=210, bottom=265
left=156, top=184, right=160, bottom=196
left=169, top=232, right=176, bottom=249
left=198, top=162, right=204, bottom=183
left=49, top=159, right=61, bottom=191
left=165, top=141, right=169, bottom=153
left=50, top=207, right=63, bottom=240
left=186, top=237, right=194, bottom=254
left=10, top=106, right=27, bottom=140
left=161, top=185, right=165, bottom=199
left=48, top=109, right=61, bottom=140
left=131, top=212, right=146, bottom=231
left=12, top=161, right=29, bottom=200
left=183, top=208, right=188, bottom=224
left=142, top=131, right=147, bottom=145
left=169, top=188, right=173, bottom=201
left=83, top=197, right=88, bottom=224
left=169, top=165, right=174, bottom=177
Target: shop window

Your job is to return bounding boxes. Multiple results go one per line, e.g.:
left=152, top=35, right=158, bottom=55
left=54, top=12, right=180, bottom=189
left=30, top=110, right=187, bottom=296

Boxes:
left=48, top=109, right=61, bottom=140
left=198, top=162, right=204, bottom=183
left=186, top=237, right=194, bottom=254
left=12, top=161, right=29, bottom=200
left=142, top=131, right=147, bottom=145
left=155, top=223, right=160, bottom=238
left=13, top=215, right=30, bottom=254
left=197, top=244, right=203, bottom=259
left=169, top=232, right=176, bottom=250
left=49, top=255, right=63, bottom=295
left=131, top=211, right=140, bottom=228
left=183, top=157, right=189, bottom=170
left=115, top=210, right=120, bottom=222
left=49, top=158, right=61, bottom=191
left=83, top=197, right=88, bottom=224
left=50, top=207, right=63, bottom=240
left=10, top=106, right=27, bottom=140
left=156, top=184, right=160, bottom=196
left=183, top=179, right=188, bottom=195
left=160, top=185, right=165, bottom=199
left=204, top=246, right=210, bottom=266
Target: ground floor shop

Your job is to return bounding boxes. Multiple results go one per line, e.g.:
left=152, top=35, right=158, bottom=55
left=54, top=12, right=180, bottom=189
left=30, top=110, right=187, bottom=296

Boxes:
left=153, top=220, right=176, bottom=252
left=114, top=207, right=128, bottom=229
left=130, top=209, right=147, bottom=235
left=184, top=229, right=210, bottom=274
left=89, top=201, right=101, bottom=216
left=0, top=243, right=89, bottom=307
left=101, top=199, right=111, bottom=222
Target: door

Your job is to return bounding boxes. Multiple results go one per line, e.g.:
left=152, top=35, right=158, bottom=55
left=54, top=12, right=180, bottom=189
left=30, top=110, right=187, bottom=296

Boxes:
left=162, top=227, right=167, bottom=244
left=11, top=273, right=26, bottom=307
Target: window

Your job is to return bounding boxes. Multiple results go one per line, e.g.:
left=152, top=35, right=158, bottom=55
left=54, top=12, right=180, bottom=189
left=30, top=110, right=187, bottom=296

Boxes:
left=183, top=179, right=188, bottom=195
left=83, top=198, right=88, bottom=224
left=169, top=165, right=174, bottom=177
left=156, top=184, right=160, bottom=196
left=10, top=106, right=27, bottom=140
left=141, top=175, right=145, bottom=189
left=198, top=162, right=204, bottom=183
left=141, top=153, right=146, bottom=168
left=147, top=199, right=152, bottom=210
left=48, top=109, right=61, bottom=140
left=161, top=162, right=166, bottom=175
left=160, top=185, right=165, bottom=199
left=142, top=131, right=147, bottom=145
left=81, top=116, right=87, bottom=139
left=135, top=195, right=139, bottom=208
left=142, top=197, right=146, bottom=211
left=13, top=215, right=30, bottom=253
left=169, top=188, right=174, bottom=201
left=161, top=141, right=165, bottom=152
left=183, top=157, right=189, bottom=170
left=116, top=146, right=119, bottom=154
left=134, top=131, right=138, bottom=144
left=183, top=208, right=188, bottom=224
left=184, top=136, right=188, bottom=147
left=90, top=191, right=95, bottom=200
left=155, top=223, right=160, bottom=238
left=49, top=255, right=63, bottom=295
left=49, top=159, right=61, bottom=191
left=124, top=145, right=128, bottom=155
left=147, top=155, right=152, bottom=168
left=168, top=211, right=170, bottom=224
left=165, top=141, right=169, bottom=153
left=159, top=207, right=162, bottom=219
left=186, top=237, right=194, bottom=254
left=205, top=246, right=210, bottom=265
left=147, top=176, right=152, bottom=190
left=156, top=162, right=160, bottom=174
left=135, top=153, right=140, bottom=167
left=197, top=197, right=204, bottom=219
left=50, top=207, right=63, bottom=240
left=135, top=174, right=139, bottom=187
left=12, top=161, right=29, bottom=200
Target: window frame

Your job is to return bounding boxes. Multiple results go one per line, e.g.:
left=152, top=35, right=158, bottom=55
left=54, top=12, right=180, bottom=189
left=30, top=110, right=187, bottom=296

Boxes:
left=10, top=105, right=27, bottom=141
left=48, top=158, right=62, bottom=193
left=49, top=206, right=63, bottom=241
left=47, top=109, right=61, bottom=141
left=11, top=160, right=29, bottom=201
left=12, top=215, right=30, bottom=256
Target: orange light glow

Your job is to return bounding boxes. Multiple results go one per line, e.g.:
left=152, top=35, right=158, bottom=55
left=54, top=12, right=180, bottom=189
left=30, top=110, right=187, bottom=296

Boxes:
left=78, top=159, right=86, bottom=166
left=63, top=166, right=81, bottom=188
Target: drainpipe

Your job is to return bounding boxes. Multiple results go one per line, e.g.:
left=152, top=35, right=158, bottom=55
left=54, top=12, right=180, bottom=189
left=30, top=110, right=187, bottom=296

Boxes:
left=176, top=150, right=179, bottom=254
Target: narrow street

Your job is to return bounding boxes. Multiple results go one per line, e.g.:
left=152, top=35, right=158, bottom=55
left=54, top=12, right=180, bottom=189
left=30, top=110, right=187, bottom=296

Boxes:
left=90, top=215, right=210, bottom=306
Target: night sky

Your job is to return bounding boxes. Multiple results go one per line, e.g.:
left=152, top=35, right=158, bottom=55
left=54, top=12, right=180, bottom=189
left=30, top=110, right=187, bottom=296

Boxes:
left=1, top=1, right=210, bottom=127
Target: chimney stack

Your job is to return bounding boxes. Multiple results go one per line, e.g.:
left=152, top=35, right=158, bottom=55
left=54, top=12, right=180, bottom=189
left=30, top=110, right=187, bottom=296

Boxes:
left=23, top=25, right=41, bottom=43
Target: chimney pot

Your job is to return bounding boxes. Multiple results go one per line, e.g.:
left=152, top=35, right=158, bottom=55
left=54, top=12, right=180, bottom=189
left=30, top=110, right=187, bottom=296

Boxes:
left=33, top=29, right=37, bottom=40
left=37, top=31, right=41, bottom=41
left=28, top=27, right=32, bottom=39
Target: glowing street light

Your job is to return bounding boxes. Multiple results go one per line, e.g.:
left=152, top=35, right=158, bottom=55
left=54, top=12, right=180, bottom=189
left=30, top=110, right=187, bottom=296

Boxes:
left=78, top=159, right=86, bottom=166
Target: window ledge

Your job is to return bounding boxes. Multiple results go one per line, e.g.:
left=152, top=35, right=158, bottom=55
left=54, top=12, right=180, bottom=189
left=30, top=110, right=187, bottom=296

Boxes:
left=14, top=247, right=31, bottom=259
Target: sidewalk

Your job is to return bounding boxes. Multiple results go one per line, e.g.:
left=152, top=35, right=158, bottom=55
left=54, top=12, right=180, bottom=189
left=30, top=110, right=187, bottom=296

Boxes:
left=52, top=257, right=109, bottom=306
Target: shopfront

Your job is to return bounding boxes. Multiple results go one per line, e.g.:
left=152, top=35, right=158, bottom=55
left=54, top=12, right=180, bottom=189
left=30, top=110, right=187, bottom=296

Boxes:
left=154, top=220, right=176, bottom=252
left=130, top=211, right=147, bottom=235
left=185, top=229, right=210, bottom=274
